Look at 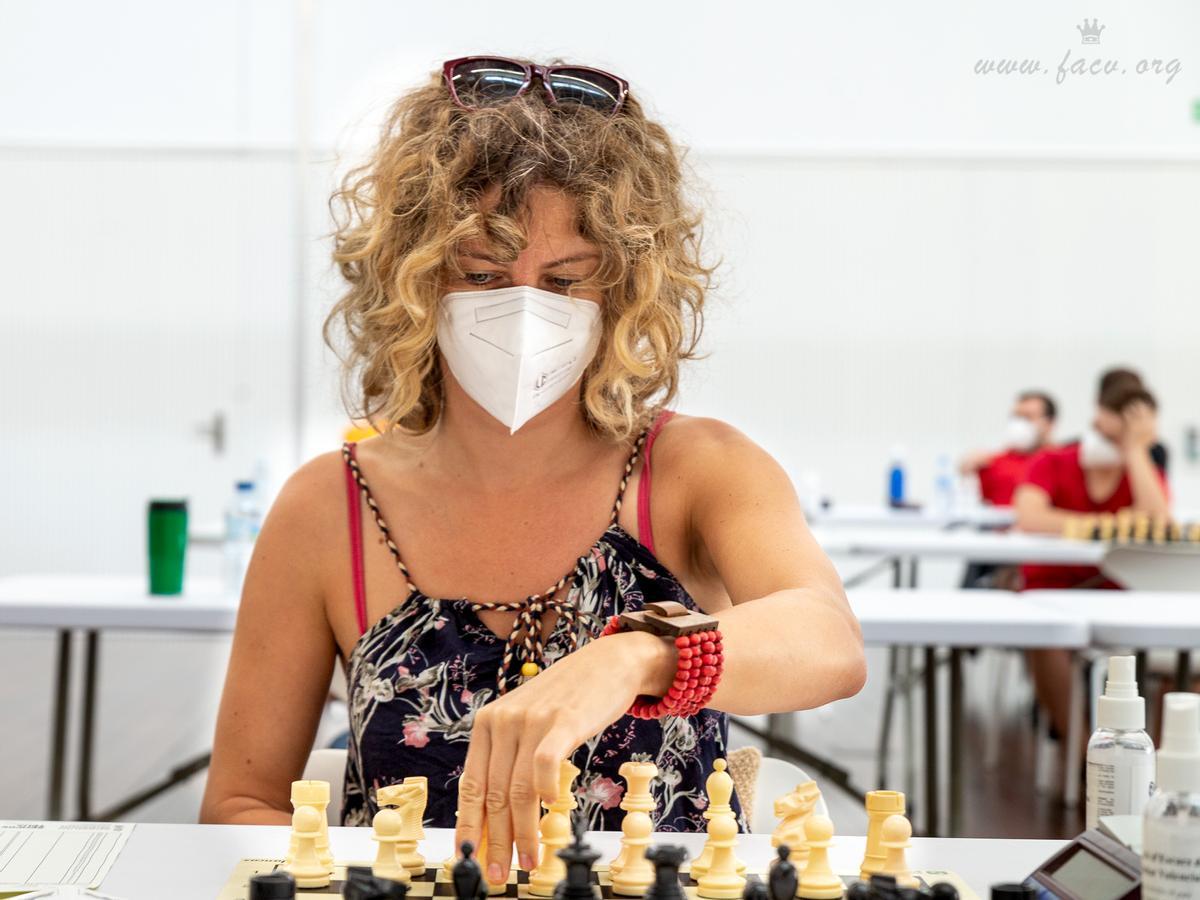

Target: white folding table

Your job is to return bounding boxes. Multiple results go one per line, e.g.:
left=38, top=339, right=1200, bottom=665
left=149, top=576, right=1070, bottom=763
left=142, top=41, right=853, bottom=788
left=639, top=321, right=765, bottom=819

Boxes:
left=0, top=575, right=238, bottom=822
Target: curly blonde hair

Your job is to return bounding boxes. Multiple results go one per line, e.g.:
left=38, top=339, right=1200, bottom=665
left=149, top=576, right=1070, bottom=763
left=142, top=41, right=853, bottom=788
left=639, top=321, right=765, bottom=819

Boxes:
left=324, top=61, right=713, bottom=441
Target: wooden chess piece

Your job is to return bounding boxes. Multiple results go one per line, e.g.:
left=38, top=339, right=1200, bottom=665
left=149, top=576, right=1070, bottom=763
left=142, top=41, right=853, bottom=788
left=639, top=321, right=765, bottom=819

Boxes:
left=690, top=760, right=745, bottom=878
left=879, top=814, right=918, bottom=889
left=282, top=805, right=331, bottom=889
left=372, top=805, right=411, bottom=885
left=611, top=761, right=658, bottom=896
left=286, top=779, right=333, bottom=871
left=695, top=804, right=746, bottom=899
left=529, top=759, right=580, bottom=897
left=556, top=815, right=601, bottom=900
left=767, top=845, right=798, bottom=900
left=453, top=841, right=490, bottom=900
left=797, top=815, right=843, bottom=900
left=860, top=790, right=905, bottom=881
left=644, top=845, right=687, bottom=900
left=377, top=777, right=427, bottom=875
left=772, top=781, right=822, bottom=862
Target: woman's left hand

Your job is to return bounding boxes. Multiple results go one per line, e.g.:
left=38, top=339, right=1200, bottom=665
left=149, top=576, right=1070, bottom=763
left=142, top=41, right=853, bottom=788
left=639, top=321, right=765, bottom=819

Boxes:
left=454, top=629, right=673, bottom=885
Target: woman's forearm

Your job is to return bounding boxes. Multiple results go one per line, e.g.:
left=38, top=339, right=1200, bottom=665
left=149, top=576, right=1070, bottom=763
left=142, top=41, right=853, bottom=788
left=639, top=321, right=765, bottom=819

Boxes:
left=1125, top=450, right=1170, bottom=518
left=707, top=588, right=865, bottom=716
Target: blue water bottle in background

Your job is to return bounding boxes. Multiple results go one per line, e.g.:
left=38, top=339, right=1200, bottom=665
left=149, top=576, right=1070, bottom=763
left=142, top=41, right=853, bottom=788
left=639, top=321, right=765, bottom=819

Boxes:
left=888, top=445, right=907, bottom=507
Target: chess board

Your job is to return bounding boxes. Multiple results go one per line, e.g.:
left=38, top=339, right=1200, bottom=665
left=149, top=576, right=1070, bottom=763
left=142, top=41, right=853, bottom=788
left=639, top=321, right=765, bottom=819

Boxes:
left=218, top=860, right=979, bottom=900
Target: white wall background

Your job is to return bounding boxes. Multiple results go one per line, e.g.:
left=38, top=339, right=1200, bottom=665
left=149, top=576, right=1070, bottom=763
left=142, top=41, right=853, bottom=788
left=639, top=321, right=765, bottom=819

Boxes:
left=1, top=0, right=1198, bottom=822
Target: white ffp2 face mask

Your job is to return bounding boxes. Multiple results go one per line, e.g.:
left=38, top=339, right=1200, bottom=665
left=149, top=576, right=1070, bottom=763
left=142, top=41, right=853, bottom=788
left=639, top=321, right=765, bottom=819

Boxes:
left=1079, top=427, right=1123, bottom=469
left=1004, top=416, right=1039, bottom=452
left=436, top=285, right=603, bottom=434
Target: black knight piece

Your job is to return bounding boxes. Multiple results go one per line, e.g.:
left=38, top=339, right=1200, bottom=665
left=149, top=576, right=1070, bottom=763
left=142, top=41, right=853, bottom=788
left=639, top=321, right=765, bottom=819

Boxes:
left=453, top=841, right=489, bottom=900
left=343, top=864, right=410, bottom=899
left=846, top=883, right=874, bottom=900
left=741, top=881, right=768, bottom=900
left=767, top=845, right=798, bottom=900
left=553, top=814, right=601, bottom=900
left=644, top=844, right=688, bottom=900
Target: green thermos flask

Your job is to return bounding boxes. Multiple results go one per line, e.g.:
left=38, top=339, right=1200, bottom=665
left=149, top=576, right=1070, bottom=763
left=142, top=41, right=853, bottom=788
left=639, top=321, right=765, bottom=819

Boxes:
left=147, top=499, right=188, bottom=595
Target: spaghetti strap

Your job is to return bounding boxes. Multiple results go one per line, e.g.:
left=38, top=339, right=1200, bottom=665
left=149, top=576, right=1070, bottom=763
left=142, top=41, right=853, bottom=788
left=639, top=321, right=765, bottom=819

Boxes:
left=637, top=410, right=676, bottom=555
left=343, top=443, right=369, bottom=635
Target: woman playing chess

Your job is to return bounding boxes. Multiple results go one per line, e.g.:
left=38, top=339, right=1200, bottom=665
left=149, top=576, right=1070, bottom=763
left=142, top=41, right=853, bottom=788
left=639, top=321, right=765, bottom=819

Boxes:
left=201, top=56, right=866, bottom=884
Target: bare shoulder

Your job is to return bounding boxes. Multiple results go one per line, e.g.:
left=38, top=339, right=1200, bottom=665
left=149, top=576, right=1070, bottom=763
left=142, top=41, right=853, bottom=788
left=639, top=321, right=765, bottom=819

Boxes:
left=265, top=449, right=346, bottom=545
left=653, top=414, right=792, bottom=490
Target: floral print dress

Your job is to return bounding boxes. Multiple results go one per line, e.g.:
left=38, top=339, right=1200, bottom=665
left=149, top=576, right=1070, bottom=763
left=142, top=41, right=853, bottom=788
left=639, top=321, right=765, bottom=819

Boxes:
left=340, top=414, right=743, bottom=832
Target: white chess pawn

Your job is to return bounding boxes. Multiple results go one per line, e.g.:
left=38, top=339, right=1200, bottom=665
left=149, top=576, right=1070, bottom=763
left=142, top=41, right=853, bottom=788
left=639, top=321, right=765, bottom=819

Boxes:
left=690, top=760, right=745, bottom=879
left=283, top=805, right=332, bottom=889
left=529, top=760, right=580, bottom=897
left=695, top=807, right=746, bottom=899
left=373, top=806, right=412, bottom=885
left=879, top=814, right=918, bottom=889
left=797, top=815, right=844, bottom=900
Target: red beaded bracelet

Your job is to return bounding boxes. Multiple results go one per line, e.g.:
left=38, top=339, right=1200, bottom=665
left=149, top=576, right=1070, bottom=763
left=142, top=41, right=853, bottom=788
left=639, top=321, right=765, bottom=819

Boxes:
left=599, top=601, right=724, bottom=719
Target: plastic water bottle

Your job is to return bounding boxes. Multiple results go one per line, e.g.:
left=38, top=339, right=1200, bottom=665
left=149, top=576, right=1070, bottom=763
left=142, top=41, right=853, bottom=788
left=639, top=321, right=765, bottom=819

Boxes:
left=933, top=454, right=955, bottom=515
left=887, top=446, right=907, bottom=507
left=223, top=480, right=261, bottom=595
left=1143, top=693, right=1200, bottom=899
left=1085, top=655, right=1155, bottom=829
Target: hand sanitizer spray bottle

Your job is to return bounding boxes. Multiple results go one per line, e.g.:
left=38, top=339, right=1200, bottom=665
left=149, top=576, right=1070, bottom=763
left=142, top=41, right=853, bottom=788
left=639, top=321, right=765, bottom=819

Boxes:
left=1086, top=655, right=1155, bottom=829
left=1143, top=692, right=1200, bottom=900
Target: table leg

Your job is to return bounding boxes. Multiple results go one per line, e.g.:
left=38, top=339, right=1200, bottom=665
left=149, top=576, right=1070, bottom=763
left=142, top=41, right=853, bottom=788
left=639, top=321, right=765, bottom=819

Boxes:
left=948, top=647, right=964, bottom=836
left=903, top=647, right=917, bottom=819
left=1063, top=652, right=1085, bottom=809
left=48, top=629, right=72, bottom=820
left=77, top=629, right=99, bottom=821
left=924, top=645, right=940, bottom=836
left=1176, top=651, right=1191, bottom=691
left=876, top=647, right=899, bottom=789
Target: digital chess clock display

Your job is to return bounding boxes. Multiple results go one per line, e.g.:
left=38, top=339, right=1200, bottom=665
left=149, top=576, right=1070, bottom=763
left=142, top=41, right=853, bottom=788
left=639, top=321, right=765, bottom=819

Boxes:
left=1023, top=829, right=1140, bottom=900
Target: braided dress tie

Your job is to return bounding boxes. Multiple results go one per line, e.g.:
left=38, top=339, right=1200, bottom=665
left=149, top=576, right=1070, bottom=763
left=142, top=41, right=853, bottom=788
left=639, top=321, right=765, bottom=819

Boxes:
left=341, top=428, right=648, bottom=693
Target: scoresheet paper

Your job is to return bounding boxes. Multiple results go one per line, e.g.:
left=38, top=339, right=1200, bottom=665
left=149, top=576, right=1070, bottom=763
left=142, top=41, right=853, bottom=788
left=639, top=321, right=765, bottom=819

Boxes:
left=0, top=822, right=133, bottom=891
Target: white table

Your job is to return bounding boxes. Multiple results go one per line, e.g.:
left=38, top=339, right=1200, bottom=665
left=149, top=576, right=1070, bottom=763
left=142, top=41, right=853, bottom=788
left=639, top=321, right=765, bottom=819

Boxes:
left=847, top=590, right=1091, bottom=837
left=1026, top=588, right=1200, bottom=693
left=92, top=822, right=1065, bottom=900
left=810, top=505, right=1016, bottom=530
left=816, top=528, right=1107, bottom=568
left=0, top=575, right=238, bottom=822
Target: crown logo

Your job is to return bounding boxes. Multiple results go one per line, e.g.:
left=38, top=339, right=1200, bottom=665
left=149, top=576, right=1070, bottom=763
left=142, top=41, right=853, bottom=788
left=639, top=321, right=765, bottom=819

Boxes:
left=1077, top=18, right=1105, bottom=45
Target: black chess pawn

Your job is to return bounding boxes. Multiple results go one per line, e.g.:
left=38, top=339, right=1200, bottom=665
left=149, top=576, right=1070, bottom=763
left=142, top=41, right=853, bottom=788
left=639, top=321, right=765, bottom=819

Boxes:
left=249, top=871, right=295, bottom=900
left=846, top=883, right=874, bottom=900
left=767, top=845, right=798, bottom=900
left=742, top=880, right=768, bottom=900
left=644, top=845, right=688, bottom=900
left=453, top=841, right=489, bottom=900
left=929, top=883, right=960, bottom=900
left=553, top=814, right=600, bottom=900
left=897, top=889, right=925, bottom=900
left=869, top=874, right=901, bottom=900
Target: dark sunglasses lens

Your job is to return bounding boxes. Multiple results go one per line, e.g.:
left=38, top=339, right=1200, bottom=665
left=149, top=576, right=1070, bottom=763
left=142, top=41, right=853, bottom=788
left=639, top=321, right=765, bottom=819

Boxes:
left=545, top=68, right=623, bottom=112
left=449, top=58, right=527, bottom=105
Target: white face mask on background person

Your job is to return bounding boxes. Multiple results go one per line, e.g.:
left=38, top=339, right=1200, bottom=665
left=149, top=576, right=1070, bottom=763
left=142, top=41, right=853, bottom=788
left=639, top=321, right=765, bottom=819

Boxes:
left=436, top=284, right=603, bottom=434
left=1079, top=427, right=1124, bottom=469
left=1004, top=416, right=1039, bottom=452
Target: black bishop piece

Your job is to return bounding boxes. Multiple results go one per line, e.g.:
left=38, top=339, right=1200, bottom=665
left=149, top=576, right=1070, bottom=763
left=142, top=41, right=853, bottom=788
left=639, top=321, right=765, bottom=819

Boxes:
left=644, top=844, right=688, bottom=900
left=553, top=814, right=600, bottom=900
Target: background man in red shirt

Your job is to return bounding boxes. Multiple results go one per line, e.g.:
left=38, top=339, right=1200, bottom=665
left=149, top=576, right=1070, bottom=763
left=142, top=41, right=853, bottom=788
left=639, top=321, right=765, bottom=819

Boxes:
left=960, top=390, right=1058, bottom=506
left=1015, top=367, right=1169, bottom=742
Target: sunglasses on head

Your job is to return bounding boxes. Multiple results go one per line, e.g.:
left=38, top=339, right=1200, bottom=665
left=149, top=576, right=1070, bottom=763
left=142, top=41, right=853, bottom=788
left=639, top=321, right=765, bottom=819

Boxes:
left=442, top=56, right=629, bottom=117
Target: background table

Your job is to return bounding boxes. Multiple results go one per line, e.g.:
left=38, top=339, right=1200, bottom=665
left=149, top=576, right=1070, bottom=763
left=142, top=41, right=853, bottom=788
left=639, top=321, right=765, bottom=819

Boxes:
left=849, top=589, right=1091, bottom=836
left=94, top=822, right=1067, bottom=900
left=809, top=505, right=1016, bottom=530
left=0, top=575, right=238, bottom=821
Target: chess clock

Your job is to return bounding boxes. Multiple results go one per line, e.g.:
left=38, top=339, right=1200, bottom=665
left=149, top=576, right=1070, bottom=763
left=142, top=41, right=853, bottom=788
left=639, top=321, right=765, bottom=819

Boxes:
left=1017, top=828, right=1140, bottom=900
